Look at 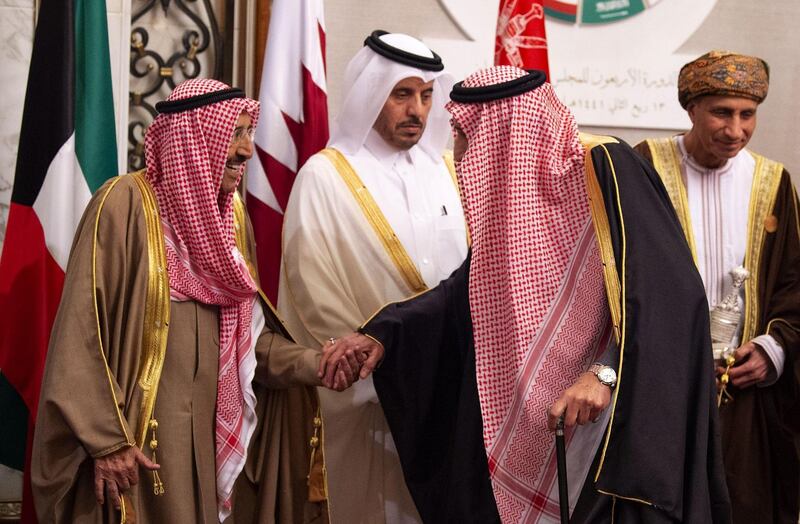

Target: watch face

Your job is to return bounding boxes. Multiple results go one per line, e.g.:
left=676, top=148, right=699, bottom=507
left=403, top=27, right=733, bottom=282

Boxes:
left=598, top=367, right=616, bottom=384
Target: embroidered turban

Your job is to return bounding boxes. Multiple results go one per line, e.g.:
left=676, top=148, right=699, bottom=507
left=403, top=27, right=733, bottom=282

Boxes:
left=678, top=50, right=769, bottom=109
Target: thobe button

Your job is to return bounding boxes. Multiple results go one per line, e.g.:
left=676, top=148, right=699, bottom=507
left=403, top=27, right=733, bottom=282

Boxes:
left=309, top=436, right=320, bottom=448
left=313, top=417, right=322, bottom=428
left=422, top=258, right=429, bottom=265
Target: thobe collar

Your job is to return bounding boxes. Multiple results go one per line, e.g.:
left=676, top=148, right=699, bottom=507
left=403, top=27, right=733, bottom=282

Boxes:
left=676, top=134, right=736, bottom=176
left=364, top=128, right=417, bottom=170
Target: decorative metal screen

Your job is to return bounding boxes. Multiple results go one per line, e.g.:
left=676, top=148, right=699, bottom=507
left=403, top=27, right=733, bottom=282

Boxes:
left=128, top=0, right=223, bottom=171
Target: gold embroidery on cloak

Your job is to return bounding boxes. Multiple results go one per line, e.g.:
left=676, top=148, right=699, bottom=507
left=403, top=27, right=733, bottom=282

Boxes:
left=320, top=148, right=427, bottom=293
left=580, top=136, right=654, bottom=507
left=645, top=137, right=698, bottom=262
left=129, top=171, right=171, bottom=450
left=741, top=153, right=783, bottom=342
left=581, top=134, right=622, bottom=345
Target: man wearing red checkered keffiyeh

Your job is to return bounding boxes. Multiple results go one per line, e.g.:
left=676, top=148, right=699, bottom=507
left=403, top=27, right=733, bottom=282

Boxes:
left=324, top=66, right=731, bottom=523
left=145, top=78, right=264, bottom=521
left=32, top=79, right=352, bottom=524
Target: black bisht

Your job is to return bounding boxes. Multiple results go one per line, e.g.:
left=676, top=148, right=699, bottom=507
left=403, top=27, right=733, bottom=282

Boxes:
left=362, top=139, right=731, bottom=523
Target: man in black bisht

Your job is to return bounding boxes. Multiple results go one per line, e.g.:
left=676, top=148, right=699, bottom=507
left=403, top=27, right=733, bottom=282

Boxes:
left=320, top=66, right=731, bottom=523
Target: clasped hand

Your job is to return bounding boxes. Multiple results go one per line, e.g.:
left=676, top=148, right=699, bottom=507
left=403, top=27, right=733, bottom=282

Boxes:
left=317, top=333, right=385, bottom=390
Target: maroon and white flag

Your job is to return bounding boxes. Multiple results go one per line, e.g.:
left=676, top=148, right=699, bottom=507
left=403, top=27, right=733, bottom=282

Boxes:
left=246, top=0, right=329, bottom=303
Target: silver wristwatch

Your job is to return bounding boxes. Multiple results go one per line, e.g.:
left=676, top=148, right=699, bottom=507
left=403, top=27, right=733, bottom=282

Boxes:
left=589, top=363, right=617, bottom=389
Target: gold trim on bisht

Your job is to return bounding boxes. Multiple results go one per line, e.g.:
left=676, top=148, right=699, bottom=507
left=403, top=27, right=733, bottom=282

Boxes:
left=130, top=171, right=170, bottom=496
left=741, top=152, right=783, bottom=342
left=645, top=137, right=698, bottom=262
left=92, top=176, right=135, bottom=447
left=129, top=171, right=171, bottom=453
left=583, top=138, right=655, bottom=507
left=320, top=148, right=427, bottom=293
left=581, top=133, right=622, bottom=345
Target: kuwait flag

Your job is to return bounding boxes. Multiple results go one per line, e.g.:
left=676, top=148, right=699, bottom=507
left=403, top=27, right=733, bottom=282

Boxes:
left=246, top=0, right=329, bottom=303
left=0, top=0, right=117, bottom=521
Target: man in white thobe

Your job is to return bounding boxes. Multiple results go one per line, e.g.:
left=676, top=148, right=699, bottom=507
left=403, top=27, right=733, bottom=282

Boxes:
left=635, top=50, right=800, bottom=524
left=278, top=31, right=469, bottom=523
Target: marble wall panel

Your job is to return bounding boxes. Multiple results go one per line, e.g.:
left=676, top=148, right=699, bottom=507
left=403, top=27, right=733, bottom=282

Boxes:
left=109, top=4, right=132, bottom=174
left=0, top=0, right=32, bottom=7
left=0, top=3, right=34, bottom=252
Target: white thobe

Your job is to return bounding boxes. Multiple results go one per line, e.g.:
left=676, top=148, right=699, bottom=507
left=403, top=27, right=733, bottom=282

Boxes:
left=278, top=132, right=469, bottom=524
left=676, top=135, right=784, bottom=384
left=348, top=129, right=468, bottom=287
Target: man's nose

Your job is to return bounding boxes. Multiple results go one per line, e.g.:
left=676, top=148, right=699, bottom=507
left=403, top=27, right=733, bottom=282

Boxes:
left=406, top=96, right=423, bottom=116
left=238, top=138, right=254, bottom=159
left=724, top=117, right=745, bottom=140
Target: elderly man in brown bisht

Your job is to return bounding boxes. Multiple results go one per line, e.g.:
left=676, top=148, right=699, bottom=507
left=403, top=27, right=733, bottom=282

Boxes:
left=635, top=51, right=800, bottom=524
left=31, top=79, right=357, bottom=523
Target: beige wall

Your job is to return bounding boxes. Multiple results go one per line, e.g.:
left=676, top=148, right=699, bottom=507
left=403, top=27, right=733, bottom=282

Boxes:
left=324, top=0, right=800, bottom=183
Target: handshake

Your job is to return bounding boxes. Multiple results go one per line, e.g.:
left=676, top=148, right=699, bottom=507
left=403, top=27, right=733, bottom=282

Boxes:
left=317, top=333, right=385, bottom=391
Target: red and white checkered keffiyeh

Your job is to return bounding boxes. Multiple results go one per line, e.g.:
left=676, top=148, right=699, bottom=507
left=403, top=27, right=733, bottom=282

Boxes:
left=447, top=66, right=610, bottom=522
left=144, top=78, right=260, bottom=520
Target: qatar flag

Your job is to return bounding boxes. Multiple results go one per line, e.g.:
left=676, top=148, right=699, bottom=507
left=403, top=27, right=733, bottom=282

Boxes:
left=246, top=0, right=329, bottom=303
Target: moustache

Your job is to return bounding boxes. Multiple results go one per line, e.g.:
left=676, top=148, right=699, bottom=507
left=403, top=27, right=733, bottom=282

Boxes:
left=398, top=118, right=423, bottom=128
left=226, top=155, right=249, bottom=167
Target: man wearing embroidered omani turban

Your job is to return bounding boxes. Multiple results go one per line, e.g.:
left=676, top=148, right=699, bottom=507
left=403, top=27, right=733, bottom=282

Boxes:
left=30, top=79, right=360, bottom=524
left=636, top=51, right=800, bottom=524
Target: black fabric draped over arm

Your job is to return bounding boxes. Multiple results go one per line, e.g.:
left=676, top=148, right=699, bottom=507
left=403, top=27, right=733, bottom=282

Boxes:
left=587, top=141, right=731, bottom=523
left=361, top=253, right=500, bottom=524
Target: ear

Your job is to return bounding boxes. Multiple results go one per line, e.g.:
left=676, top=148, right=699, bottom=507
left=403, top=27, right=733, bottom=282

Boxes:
left=686, top=101, right=698, bottom=124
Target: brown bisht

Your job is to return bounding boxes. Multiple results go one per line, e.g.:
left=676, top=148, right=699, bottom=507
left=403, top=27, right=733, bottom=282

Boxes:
left=636, top=138, right=800, bottom=524
left=361, top=139, right=731, bottom=523
left=32, top=173, right=321, bottom=523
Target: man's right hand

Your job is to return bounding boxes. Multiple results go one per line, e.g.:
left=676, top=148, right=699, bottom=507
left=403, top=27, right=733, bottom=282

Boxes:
left=318, top=333, right=385, bottom=389
left=94, top=445, right=159, bottom=508
left=547, top=371, right=612, bottom=431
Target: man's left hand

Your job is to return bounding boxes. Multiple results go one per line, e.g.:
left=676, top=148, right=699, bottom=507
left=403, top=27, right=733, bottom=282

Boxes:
left=718, top=341, right=774, bottom=389
left=547, top=372, right=612, bottom=431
